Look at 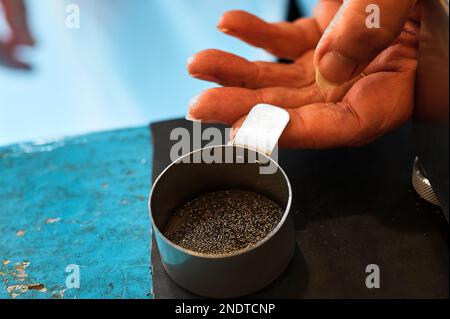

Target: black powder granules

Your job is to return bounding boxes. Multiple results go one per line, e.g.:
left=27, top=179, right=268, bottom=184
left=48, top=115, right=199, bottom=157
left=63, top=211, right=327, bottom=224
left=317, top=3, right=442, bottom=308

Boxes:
left=164, top=190, right=284, bottom=255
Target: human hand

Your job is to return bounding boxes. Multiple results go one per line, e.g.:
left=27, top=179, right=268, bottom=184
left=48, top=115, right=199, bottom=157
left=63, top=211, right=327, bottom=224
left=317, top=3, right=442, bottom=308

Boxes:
left=187, top=0, right=420, bottom=148
left=0, top=0, right=34, bottom=70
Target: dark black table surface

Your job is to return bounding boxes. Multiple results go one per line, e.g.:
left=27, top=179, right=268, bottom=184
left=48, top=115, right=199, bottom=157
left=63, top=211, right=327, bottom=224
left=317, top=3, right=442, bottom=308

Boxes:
left=150, top=119, right=448, bottom=299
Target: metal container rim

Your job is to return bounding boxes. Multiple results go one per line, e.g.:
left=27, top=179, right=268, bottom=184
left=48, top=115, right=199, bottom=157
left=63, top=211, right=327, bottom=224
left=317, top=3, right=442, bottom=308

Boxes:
left=148, top=144, right=293, bottom=259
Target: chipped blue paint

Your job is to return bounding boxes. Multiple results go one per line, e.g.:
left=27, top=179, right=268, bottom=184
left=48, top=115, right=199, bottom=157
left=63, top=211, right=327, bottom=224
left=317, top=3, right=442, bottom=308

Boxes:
left=0, top=127, right=153, bottom=299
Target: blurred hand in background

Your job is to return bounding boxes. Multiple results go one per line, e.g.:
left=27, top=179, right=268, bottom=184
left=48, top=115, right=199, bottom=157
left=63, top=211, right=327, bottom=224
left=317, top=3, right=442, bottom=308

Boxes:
left=1, top=0, right=291, bottom=146
left=187, top=0, right=420, bottom=149
left=0, top=0, right=34, bottom=69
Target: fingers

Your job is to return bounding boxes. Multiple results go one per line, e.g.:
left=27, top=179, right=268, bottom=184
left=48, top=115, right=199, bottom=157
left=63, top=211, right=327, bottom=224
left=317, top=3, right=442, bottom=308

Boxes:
left=0, top=42, right=31, bottom=69
left=187, top=85, right=324, bottom=124
left=314, top=0, right=415, bottom=90
left=1, top=0, right=34, bottom=46
left=188, top=49, right=315, bottom=89
left=218, top=10, right=321, bottom=60
left=0, top=0, right=33, bottom=70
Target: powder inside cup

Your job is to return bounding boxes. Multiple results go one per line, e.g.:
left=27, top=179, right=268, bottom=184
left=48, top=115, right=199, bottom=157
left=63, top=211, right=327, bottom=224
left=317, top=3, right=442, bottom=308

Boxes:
left=164, top=190, right=284, bottom=255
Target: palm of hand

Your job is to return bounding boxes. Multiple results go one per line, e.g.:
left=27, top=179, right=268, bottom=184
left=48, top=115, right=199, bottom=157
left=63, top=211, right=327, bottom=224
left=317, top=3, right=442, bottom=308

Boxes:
left=187, top=9, right=419, bottom=148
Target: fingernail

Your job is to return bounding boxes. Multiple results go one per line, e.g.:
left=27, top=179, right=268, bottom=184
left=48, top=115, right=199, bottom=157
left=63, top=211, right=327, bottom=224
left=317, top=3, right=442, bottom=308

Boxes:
left=218, top=27, right=230, bottom=33
left=186, top=55, right=196, bottom=76
left=186, top=93, right=201, bottom=121
left=188, top=93, right=201, bottom=109
left=185, top=115, right=223, bottom=124
left=191, top=73, right=221, bottom=83
left=315, top=68, right=339, bottom=91
left=217, top=15, right=226, bottom=31
left=217, top=18, right=231, bottom=33
left=185, top=115, right=201, bottom=122
left=317, top=50, right=359, bottom=85
left=186, top=55, right=195, bottom=66
left=229, top=127, right=238, bottom=140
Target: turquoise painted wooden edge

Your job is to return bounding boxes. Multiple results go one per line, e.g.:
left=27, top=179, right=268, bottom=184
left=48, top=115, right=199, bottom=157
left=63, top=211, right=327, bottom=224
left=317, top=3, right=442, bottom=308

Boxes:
left=0, top=127, right=153, bottom=299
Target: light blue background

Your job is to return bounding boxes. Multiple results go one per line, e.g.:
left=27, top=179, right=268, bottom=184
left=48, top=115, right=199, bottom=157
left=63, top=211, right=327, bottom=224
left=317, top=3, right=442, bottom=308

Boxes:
left=0, top=0, right=316, bottom=146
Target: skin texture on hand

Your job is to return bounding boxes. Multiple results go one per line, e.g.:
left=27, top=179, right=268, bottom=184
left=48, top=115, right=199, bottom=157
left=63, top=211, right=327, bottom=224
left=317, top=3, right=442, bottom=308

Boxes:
left=0, top=0, right=34, bottom=70
left=187, top=0, right=420, bottom=149
left=314, top=0, right=417, bottom=87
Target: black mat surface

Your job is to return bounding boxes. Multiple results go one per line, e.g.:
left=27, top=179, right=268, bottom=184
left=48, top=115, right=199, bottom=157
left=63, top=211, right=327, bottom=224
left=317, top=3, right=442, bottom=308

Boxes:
left=150, top=119, right=448, bottom=298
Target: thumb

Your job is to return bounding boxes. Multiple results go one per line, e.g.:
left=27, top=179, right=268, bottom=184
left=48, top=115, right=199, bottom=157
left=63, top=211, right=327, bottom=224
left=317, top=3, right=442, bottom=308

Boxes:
left=314, top=0, right=415, bottom=90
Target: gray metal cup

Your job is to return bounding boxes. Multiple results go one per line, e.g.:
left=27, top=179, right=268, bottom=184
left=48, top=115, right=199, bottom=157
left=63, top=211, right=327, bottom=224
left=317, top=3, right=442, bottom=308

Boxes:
left=149, top=105, right=295, bottom=298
